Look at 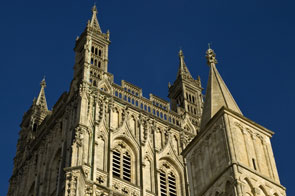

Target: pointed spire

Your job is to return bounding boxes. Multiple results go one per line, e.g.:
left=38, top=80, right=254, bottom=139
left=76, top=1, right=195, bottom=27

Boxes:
left=35, top=77, right=48, bottom=111
left=89, top=4, right=102, bottom=32
left=200, top=47, right=242, bottom=130
left=177, top=49, right=193, bottom=79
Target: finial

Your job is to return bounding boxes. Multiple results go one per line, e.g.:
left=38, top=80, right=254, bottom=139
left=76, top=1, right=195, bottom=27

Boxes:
left=106, top=30, right=110, bottom=40
left=92, top=4, right=97, bottom=14
left=179, top=49, right=184, bottom=57
left=40, top=77, right=46, bottom=88
left=206, top=46, right=217, bottom=66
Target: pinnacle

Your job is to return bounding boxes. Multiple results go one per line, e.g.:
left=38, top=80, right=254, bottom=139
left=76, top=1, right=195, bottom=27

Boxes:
left=35, top=78, right=48, bottom=111
left=92, top=4, right=98, bottom=15
left=201, top=47, right=242, bottom=130
left=206, top=47, right=218, bottom=66
left=179, top=49, right=184, bottom=57
left=177, top=49, right=193, bottom=79
left=40, top=77, right=46, bottom=88
left=89, top=4, right=102, bottom=32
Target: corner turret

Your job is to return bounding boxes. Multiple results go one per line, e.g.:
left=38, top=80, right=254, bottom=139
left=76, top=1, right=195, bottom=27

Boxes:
left=71, top=4, right=111, bottom=93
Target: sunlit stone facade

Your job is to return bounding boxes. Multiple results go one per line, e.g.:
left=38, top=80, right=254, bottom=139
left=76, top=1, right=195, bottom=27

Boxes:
left=7, top=6, right=286, bottom=196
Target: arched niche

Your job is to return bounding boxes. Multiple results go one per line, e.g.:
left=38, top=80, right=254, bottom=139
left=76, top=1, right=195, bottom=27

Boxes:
left=48, top=149, right=61, bottom=195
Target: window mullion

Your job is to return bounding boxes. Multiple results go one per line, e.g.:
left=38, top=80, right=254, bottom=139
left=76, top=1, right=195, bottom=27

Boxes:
left=120, top=153, right=123, bottom=179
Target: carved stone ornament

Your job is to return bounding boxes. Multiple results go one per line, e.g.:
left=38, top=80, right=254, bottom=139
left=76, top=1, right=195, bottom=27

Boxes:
left=113, top=182, right=120, bottom=190
left=73, top=128, right=83, bottom=145
left=118, top=141, right=126, bottom=149
left=97, top=175, right=105, bottom=184
left=85, top=185, right=93, bottom=195
left=206, top=48, right=218, bottom=65
left=141, top=120, right=149, bottom=145
left=234, top=122, right=244, bottom=131
left=96, top=190, right=107, bottom=196
left=122, top=187, right=129, bottom=194
left=163, top=162, right=170, bottom=169
left=132, top=191, right=139, bottom=196
left=180, top=132, right=194, bottom=147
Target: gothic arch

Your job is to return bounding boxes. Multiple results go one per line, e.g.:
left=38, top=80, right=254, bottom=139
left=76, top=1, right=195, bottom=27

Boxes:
left=112, top=107, right=127, bottom=132
left=127, top=115, right=137, bottom=137
left=159, top=136, right=183, bottom=167
left=259, top=185, right=269, bottom=196
left=172, top=134, right=180, bottom=155
left=158, top=159, right=182, bottom=196
left=96, top=134, right=106, bottom=171
left=97, top=79, right=113, bottom=94
left=112, top=137, right=139, bottom=185
left=113, top=131, right=139, bottom=152
left=159, top=157, right=183, bottom=177
left=243, top=177, right=255, bottom=196
left=110, top=107, right=120, bottom=130
left=158, top=128, right=171, bottom=154
left=97, top=122, right=108, bottom=138
left=48, top=148, right=61, bottom=195
left=113, top=136, right=138, bottom=159
left=158, top=156, right=185, bottom=196
left=182, top=116, right=196, bottom=134
left=143, top=155, right=154, bottom=192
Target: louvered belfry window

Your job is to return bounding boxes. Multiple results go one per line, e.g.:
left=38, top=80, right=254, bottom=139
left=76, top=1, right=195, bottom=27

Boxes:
left=112, top=150, right=132, bottom=182
left=160, top=171, right=167, bottom=196
left=112, top=151, right=121, bottom=178
left=168, top=173, right=177, bottom=196
left=122, top=152, right=131, bottom=181
left=160, top=170, right=177, bottom=196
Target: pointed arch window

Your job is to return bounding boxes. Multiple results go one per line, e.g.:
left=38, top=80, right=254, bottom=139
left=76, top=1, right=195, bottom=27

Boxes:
left=112, top=150, right=132, bottom=182
left=160, top=170, right=177, bottom=196
left=33, top=123, right=37, bottom=132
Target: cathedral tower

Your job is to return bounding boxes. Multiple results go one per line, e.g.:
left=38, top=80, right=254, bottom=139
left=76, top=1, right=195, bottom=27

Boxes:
left=7, top=5, right=286, bottom=196
left=182, top=48, right=286, bottom=196
left=168, top=50, right=203, bottom=133
left=71, top=5, right=111, bottom=93
left=8, top=6, right=192, bottom=196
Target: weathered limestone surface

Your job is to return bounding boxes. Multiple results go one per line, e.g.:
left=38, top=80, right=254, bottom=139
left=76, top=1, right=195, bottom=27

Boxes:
left=7, top=6, right=286, bottom=196
left=7, top=5, right=200, bottom=196
left=182, top=48, right=286, bottom=196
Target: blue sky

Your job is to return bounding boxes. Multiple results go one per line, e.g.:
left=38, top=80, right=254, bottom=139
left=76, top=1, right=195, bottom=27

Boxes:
left=0, top=0, right=294, bottom=194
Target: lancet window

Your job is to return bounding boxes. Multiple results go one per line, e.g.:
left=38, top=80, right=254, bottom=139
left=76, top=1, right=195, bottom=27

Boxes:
left=160, top=170, right=177, bottom=196
left=112, top=144, right=134, bottom=182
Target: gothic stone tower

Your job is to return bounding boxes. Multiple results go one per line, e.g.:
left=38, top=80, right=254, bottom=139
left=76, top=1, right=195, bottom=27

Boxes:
left=7, top=6, right=203, bottom=196
left=168, top=50, right=203, bottom=134
left=182, top=48, right=286, bottom=196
